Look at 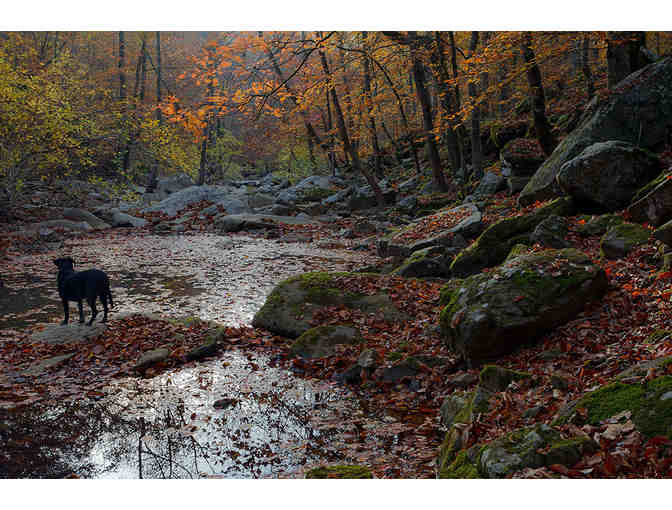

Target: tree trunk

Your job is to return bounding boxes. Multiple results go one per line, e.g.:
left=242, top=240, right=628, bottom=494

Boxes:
left=582, top=33, right=595, bottom=99
left=448, top=31, right=467, bottom=169
left=607, top=31, right=646, bottom=89
left=139, top=34, right=147, bottom=102
left=408, top=32, right=448, bottom=192
left=156, top=31, right=162, bottom=123
left=468, top=31, right=483, bottom=180
left=318, top=43, right=384, bottom=208
left=118, top=31, right=130, bottom=173
left=362, top=31, right=383, bottom=179
left=521, top=32, right=557, bottom=156
left=432, top=31, right=462, bottom=176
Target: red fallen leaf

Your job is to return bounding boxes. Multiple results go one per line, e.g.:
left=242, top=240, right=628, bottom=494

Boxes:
left=548, top=464, right=569, bottom=475
left=514, top=295, right=525, bottom=302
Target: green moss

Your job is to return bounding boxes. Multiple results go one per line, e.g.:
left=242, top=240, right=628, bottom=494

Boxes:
left=505, top=243, right=530, bottom=262
left=646, top=329, right=671, bottom=344
left=633, top=169, right=672, bottom=204
left=386, top=351, right=404, bottom=362
left=479, top=365, right=532, bottom=392
left=305, top=465, right=373, bottom=479
left=558, top=377, right=672, bottom=438
left=439, top=450, right=480, bottom=479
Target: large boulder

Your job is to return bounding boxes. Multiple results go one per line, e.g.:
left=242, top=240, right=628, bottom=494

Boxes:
left=450, top=197, right=574, bottom=277
left=155, top=173, right=194, bottom=199
left=440, top=248, right=608, bottom=362
left=556, top=141, right=661, bottom=211
left=473, top=171, right=506, bottom=198
left=214, top=213, right=317, bottom=233
left=518, top=57, right=672, bottom=207
left=142, top=186, right=249, bottom=217
left=275, top=175, right=340, bottom=206
left=500, top=138, right=545, bottom=178
left=626, top=169, right=672, bottom=226
left=600, top=222, right=650, bottom=259
left=347, top=185, right=397, bottom=210
left=378, top=203, right=482, bottom=258
left=252, top=272, right=409, bottom=338
left=62, top=208, right=111, bottom=230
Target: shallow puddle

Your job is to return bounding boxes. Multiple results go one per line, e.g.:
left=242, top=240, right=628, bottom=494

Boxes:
left=1, top=350, right=359, bottom=478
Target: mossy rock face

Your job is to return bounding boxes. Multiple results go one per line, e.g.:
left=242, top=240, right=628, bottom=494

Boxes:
left=653, top=218, right=672, bottom=247
left=438, top=424, right=597, bottom=479
left=627, top=169, right=672, bottom=226
left=518, top=57, right=672, bottom=207
left=441, top=248, right=608, bottom=361
left=251, top=272, right=409, bottom=338
left=479, top=365, right=532, bottom=392
left=305, top=465, right=373, bottom=479
left=289, top=325, right=362, bottom=359
left=553, top=375, right=672, bottom=438
left=450, top=196, right=574, bottom=277
left=600, top=222, right=650, bottom=259
left=439, top=387, right=493, bottom=429
left=530, top=215, right=569, bottom=249
left=575, top=214, right=624, bottom=237
left=556, top=141, right=661, bottom=212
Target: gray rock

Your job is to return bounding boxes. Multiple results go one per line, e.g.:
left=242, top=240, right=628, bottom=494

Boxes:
left=26, top=219, right=93, bottom=232
left=473, top=171, right=506, bottom=197
left=214, top=213, right=316, bottom=233
left=519, top=57, right=672, bottom=207
left=21, top=353, right=75, bottom=377
left=507, top=176, right=530, bottom=195
left=156, top=174, right=194, bottom=199
left=348, top=185, right=396, bottom=210
left=134, top=348, right=171, bottom=372
left=379, top=203, right=481, bottom=258
left=290, top=325, right=361, bottom=359
left=381, top=356, right=422, bottom=383
left=110, top=209, right=148, bottom=228
left=654, top=219, right=672, bottom=246
left=557, top=141, right=660, bottom=211
left=143, top=185, right=249, bottom=217
left=30, top=323, right=108, bottom=345
left=600, top=222, right=650, bottom=259
left=63, top=208, right=111, bottom=230
left=530, top=215, right=569, bottom=248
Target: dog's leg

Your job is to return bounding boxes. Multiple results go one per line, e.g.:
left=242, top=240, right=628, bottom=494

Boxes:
left=87, top=296, right=98, bottom=326
left=101, top=293, right=109, bottom=323
left=61, top=299, right=69, bottom=325
left=78, top=300, right=85, bottom=323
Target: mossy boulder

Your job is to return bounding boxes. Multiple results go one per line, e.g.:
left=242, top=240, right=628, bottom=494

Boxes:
left=553, top=376, right=672, bottom=438
left=600, top=222, right=650, bottom=259
left=450, top=196, right=574, bottom=277
left=440, top=248, right=608, bottom=361
left=378, top=203, right=481, bottom=258
left=500, top=138, right=545, bottom=177
left=439, top=424, right=597, bottom=479
left=556, top=141, right=661, bottom=212
left=440, top=387, right=493, bottom=429
left=305, top=465, right=373, bottom=479
left=529, top=215, right=569, bottom=249
left=289, top=325, right=362, bottom=359
left=479, top=364, right=532, bottom=392
left=519, top=57, right=672, bottom=207
left=627, top=169, right=672, bottom=226
left=252, top=272, right=409, bottom=338
left=575, top=214, right=624, bottom=237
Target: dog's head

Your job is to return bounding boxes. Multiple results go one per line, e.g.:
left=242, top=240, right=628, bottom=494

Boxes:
left=53, top=257, right=75, bottom=272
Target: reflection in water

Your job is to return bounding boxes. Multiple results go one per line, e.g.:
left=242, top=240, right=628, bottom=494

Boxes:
left=0, top=351, right=355, bottom=478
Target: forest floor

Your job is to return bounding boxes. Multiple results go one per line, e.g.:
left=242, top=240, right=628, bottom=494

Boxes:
left=1, top=191, right=672, bottom=478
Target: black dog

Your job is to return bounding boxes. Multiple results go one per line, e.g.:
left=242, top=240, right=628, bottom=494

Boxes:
left=54, top=257, right=113, bottom=326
